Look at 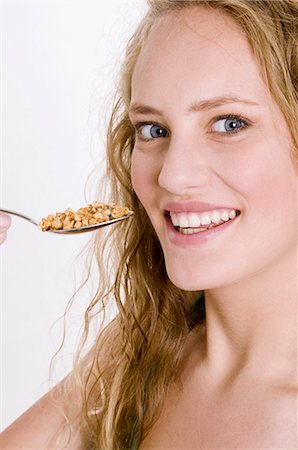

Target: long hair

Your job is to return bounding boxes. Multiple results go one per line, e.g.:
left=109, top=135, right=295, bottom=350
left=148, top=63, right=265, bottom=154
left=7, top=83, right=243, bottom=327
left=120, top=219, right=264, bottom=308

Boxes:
left=64, top=1, right=298, bottom=449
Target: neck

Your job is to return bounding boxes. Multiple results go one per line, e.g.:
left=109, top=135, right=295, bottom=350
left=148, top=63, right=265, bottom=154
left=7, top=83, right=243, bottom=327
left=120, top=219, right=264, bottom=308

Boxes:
left=200, top=249, right=297, bottom=387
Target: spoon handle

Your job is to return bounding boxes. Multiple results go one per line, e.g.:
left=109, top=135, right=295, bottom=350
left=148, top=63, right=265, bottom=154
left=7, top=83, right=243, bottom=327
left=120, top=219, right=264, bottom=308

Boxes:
left=0, top=208, right=38, bottom=226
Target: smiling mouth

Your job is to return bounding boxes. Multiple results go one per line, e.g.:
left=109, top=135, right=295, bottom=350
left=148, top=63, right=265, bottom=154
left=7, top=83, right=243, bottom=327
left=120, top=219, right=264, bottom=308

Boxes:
left=165, top=208, right=241, bottom=234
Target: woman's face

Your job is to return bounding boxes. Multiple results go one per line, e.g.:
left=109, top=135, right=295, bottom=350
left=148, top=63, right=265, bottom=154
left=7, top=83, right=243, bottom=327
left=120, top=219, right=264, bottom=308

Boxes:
left=130, top=7, right=297, bottom=291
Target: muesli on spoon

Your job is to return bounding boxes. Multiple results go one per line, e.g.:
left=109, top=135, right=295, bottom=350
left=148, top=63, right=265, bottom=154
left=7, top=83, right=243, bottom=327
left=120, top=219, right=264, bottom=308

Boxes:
left=38, top=202, right=133, bottom=232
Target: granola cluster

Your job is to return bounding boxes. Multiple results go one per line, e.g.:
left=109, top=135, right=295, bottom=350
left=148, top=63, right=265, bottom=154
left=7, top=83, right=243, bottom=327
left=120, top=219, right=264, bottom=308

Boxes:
left=38, top=202, right=132, bottom=231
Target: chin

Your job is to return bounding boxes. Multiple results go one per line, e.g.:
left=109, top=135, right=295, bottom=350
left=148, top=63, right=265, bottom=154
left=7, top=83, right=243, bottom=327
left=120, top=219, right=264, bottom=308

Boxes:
left=164, top=259, right=235, bottom=292
left=164, top=265, right=207, bottom=291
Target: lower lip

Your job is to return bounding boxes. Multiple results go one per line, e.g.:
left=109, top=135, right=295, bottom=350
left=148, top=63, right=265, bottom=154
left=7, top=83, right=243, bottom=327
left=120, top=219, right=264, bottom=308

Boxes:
left=165, top=214, right=240, bottom=247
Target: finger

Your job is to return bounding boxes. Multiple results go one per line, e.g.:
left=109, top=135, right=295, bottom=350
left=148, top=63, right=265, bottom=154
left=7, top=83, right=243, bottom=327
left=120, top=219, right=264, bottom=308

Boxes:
left=0, top=213, right=12, bottom=231
left=0, top=231, right=7, bottom=245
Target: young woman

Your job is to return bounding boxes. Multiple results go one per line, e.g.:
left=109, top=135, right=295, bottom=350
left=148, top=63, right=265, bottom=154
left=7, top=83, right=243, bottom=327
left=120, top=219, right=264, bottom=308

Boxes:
left=1, top=0, right=297, bottom=448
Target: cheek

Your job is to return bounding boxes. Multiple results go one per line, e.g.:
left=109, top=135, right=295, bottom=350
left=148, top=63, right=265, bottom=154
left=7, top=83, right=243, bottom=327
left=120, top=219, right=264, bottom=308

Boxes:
left=131, top=151, right=154, bottom=205
left=233, top=151, right=298, bottom=260
left=231, top=142, right=297, bottom=212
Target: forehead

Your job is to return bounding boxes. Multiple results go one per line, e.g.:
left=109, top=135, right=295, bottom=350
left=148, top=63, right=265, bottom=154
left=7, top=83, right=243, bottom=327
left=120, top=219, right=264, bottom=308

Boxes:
left=131, top=7, right=267, bottom=106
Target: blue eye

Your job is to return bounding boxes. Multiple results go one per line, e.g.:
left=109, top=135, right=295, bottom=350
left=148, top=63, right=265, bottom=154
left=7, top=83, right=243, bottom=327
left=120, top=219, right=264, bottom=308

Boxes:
left=136, top=123, right=168, bottom=140
left=211, top=116, right=247, bottom=133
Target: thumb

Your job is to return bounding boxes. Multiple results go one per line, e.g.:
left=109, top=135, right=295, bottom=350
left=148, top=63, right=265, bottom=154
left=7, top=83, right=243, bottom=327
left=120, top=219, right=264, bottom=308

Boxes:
left=0, top=213, right=12, bottom=245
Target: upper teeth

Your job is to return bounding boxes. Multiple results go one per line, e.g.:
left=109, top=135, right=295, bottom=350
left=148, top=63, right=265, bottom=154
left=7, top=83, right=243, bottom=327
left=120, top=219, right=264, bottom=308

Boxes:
left=169, top=209, right=237, bottom=228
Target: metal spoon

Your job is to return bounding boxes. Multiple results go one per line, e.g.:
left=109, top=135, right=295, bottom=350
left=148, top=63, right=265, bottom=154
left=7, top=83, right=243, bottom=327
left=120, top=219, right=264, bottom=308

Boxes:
left=0, top=208, right=133, bottom=234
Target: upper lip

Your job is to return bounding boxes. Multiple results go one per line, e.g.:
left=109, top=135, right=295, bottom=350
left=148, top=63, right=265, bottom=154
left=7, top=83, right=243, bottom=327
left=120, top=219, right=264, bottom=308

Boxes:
left=163, top=201, right=240, bottom=213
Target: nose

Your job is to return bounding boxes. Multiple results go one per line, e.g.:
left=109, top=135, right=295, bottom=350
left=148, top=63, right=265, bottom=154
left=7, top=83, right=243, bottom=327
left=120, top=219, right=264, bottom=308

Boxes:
left=158, top=137, right=212, bottom=195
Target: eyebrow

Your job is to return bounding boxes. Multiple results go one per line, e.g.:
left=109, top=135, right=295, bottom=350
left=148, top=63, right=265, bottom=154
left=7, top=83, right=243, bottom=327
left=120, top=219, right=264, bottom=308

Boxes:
left=129, top=95, right=260, bottom=116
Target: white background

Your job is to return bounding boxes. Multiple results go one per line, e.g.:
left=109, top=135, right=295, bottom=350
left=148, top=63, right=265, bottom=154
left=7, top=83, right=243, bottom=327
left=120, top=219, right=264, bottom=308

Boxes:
left=1, top=0, right=147, bottom=430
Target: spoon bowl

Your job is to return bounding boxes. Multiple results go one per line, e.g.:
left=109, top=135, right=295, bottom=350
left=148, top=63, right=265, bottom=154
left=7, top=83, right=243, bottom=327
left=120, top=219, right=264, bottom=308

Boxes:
left=0, top=208, right=133, bottom=234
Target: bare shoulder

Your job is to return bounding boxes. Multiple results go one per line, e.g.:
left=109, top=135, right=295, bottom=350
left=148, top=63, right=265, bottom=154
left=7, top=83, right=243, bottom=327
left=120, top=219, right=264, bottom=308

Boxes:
left=0, top=372, right=87, bottom=450
left=0, top=345, right=101, bottom=450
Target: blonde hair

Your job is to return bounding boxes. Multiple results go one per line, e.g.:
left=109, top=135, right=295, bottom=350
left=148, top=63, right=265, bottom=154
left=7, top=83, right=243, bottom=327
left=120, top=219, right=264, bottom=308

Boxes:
left=67, top=1, right=298, bottom=449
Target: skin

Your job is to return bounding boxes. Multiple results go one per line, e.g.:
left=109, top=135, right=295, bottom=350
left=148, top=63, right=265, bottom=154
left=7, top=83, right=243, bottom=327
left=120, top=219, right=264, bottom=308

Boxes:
left=130, top=7, right=298, bottom=449
left=0, top=213, right=11, bottom=245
